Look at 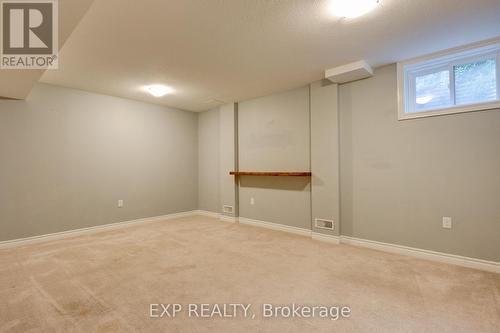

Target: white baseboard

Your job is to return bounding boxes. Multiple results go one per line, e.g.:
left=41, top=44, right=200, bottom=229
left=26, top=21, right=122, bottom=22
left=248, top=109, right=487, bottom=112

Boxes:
left=238, top=217, right=311, bottom=237
left=219, top=215, right=238, bottom=223
left=0, top=210, right=198, bottom=249
left=312, top=232, right=340, bottom=244
left=193, top=210, right=220, bottom=218
left=2, top=211, right=498, bottom=274
left=232, top=216, right=499, bottom=274
left=195, top=210, right=237, bottom=223
left=340, top=236, right=500, bottom=274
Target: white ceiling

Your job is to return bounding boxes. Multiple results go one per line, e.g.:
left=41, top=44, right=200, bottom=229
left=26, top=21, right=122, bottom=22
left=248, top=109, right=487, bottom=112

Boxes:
left=37, top=0, right=500, bottom=111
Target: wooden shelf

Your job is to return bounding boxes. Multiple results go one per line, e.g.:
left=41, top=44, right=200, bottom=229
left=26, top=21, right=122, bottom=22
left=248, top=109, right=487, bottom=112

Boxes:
left=230, top=171, right=311, bottom=177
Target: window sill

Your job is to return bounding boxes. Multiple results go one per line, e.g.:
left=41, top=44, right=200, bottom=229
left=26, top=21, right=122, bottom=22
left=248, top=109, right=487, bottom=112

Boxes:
left=397, top=100, right=500, bottom=120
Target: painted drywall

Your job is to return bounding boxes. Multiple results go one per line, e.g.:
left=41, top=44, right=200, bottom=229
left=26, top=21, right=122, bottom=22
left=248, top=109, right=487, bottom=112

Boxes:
left=0, top=83, right=198, bottom=242
left=218, top=103, right=238, bottom=217
left=339, top=64, right=500, bottom=262
left=198, top=108, right=220, bottom=213
left=310, top=80, right=340, bottom=236
left=238, top=86, right=311, bottom=229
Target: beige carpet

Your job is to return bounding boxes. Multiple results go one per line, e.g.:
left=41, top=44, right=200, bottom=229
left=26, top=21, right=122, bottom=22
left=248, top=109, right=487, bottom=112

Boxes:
left=0, top=215, right=499, bottom=333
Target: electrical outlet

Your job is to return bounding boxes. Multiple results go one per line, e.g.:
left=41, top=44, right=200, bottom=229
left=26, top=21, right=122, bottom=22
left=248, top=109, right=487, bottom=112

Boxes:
left=250, top=197, right=255, bottom=205
left=442, top=217, right=452, bottom=229
left=118, top=200, right=124, bottom=208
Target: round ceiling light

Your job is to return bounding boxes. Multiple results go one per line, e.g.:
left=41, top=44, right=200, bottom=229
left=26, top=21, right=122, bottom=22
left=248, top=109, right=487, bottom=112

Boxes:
left=330, top=0, right=380, bottom=19
left=144, top=84, right=174, bottom=97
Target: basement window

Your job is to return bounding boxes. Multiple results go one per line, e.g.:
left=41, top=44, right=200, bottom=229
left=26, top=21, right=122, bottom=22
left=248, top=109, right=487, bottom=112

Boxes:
left=397, top=41, right=500, bottom=120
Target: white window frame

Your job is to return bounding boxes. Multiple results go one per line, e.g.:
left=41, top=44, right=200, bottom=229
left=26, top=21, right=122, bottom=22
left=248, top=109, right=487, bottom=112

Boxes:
left=397, top=40, right=500, bottom=120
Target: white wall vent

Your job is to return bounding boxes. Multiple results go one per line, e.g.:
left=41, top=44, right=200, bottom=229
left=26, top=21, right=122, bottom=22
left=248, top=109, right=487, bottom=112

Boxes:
left=315, top=218, right=335, bottom=230
left=222, top=205, right=233, bottom=214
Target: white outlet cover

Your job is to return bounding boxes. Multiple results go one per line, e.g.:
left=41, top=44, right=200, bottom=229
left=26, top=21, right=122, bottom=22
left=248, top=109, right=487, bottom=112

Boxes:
left=442, top=217, right=452, bottom=229
left=250, top=198, right=255, bottom=205
left=118, top=200, right=124, bottom=208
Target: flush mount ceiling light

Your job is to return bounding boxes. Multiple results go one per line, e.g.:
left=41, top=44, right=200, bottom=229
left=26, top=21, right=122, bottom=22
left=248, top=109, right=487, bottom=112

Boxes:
left=330, top=0, right=380, bottom=19
left=144, top=84, right=174, bottom=97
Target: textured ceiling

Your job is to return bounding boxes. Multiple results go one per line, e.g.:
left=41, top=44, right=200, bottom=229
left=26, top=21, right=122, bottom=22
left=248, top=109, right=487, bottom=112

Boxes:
left=40, top=0, right=500, bottom=111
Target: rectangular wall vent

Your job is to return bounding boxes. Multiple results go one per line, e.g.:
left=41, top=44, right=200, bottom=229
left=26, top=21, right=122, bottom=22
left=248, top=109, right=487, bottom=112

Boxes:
left=315, top=218, right=334, bottom=230
left=222, top=205, right=233, bottom=214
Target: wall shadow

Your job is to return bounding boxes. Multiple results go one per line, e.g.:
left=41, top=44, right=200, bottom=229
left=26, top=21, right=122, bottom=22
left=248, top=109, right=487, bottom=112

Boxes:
left=239, top=176, right=310, bottom=191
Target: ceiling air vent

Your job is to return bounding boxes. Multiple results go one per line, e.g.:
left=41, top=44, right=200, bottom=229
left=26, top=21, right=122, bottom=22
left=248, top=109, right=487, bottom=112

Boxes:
left=204, top=98, right=226, bottom=105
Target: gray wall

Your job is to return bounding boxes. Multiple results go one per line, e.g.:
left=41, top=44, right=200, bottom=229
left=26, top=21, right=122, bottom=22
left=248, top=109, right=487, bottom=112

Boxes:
left=339, top=64, right=500, bottom=262
left=198, top=108, right=220, bottom=213
left=0, top=83, right=198, bottom=241
left=310, top=80, right=340, bottom=236
left=238, top=87, right=311, bottom=229
left=5, top=66, right=496, bottom=263
left=218, top=103, right=238, bottom=218
left=198, top=103, right=239, bottom=216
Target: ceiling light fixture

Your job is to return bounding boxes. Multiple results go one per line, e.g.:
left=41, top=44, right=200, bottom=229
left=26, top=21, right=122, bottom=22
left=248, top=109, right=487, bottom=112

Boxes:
left=330, top=0, right=380, bottom=19
left=144, top=84, right=174, bottom=97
